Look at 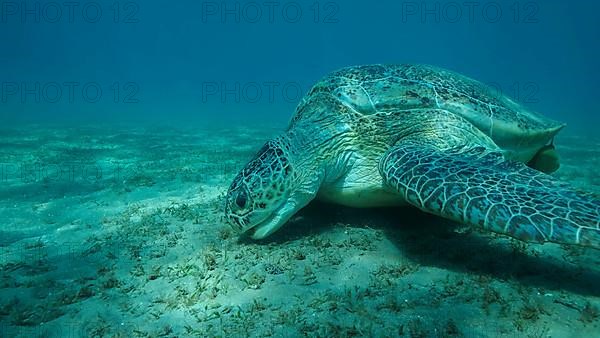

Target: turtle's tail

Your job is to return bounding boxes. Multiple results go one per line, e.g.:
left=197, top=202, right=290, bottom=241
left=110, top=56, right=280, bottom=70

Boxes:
left=526, top=138, right=561, bottom=174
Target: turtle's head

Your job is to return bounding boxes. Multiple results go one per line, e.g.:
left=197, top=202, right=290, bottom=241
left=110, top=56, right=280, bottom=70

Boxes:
left=225, top=138, right=317, bottom=239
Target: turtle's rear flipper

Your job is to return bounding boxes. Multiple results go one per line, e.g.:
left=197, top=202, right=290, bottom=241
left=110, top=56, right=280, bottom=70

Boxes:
left=379, top=141, right=600, bottom=248
left=527, top=142, right=560, bottom=174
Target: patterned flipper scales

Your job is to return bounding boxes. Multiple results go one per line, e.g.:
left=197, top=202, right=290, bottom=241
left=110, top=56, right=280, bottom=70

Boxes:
left=380, top=142, right=600, bottom=248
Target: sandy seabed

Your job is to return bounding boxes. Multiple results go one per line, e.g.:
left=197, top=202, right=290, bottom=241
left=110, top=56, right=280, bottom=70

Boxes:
left=0, top=124, right=599, bottom=337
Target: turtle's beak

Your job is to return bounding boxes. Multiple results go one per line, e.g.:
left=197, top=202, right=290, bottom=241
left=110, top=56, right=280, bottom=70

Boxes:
left=249, top=199, right=298, bottom=239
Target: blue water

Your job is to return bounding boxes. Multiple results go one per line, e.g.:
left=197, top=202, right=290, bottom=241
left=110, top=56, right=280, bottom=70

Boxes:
left=1, top=0, right=599, bottom=129
left=1, top=1, right=600, bottom=337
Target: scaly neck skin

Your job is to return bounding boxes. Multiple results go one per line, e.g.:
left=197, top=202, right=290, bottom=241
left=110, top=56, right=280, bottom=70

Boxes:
left=279, top=127, right=326, bottom=196
left=284, top=116, right=355, bottom=187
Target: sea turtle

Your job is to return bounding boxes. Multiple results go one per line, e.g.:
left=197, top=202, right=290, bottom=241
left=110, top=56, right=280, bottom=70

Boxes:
left=224, top=64, right=600, bottom=248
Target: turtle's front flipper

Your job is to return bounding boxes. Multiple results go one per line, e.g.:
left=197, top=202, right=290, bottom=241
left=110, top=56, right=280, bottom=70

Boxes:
left=379, top=141, right=600, bottom=248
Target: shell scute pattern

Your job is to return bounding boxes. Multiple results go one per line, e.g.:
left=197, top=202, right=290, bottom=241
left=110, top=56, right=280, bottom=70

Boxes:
left=295, top=65, right=560, bottom=138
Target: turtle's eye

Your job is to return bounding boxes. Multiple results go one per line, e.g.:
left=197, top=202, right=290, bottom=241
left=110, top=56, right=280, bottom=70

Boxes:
left=235, top=190, right=248, bottom=208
